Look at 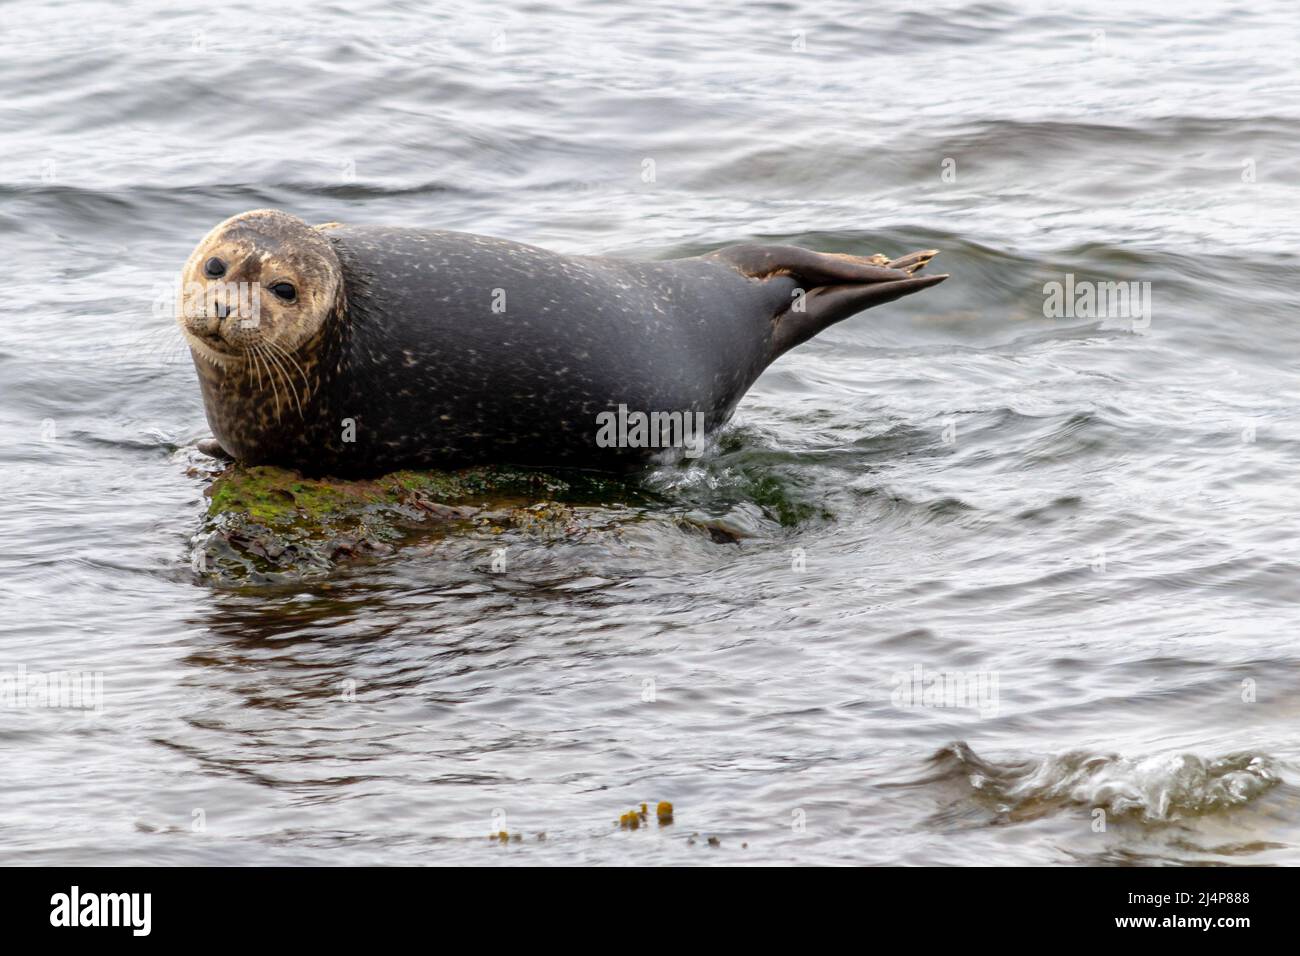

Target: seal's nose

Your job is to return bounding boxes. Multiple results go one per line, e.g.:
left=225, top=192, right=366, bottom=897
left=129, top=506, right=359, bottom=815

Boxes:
left=213, top=301, right=231, bottom=319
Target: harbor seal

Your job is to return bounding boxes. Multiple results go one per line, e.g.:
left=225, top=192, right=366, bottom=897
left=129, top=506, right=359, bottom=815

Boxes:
left=177, top=209, right=947, bottom=475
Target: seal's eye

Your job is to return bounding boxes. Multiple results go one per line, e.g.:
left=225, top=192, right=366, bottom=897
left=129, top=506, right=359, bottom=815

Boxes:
left=269, top=282, right=297, bottom=303
left=203, top=257, right=226, bottom=278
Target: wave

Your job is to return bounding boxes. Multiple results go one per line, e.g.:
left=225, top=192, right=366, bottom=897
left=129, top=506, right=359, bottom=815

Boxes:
left=921, top=741, right=1280, bottom=823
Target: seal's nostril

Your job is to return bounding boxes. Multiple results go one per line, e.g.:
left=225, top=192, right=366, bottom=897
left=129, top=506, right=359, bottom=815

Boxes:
left=214, top=302, right=230, bottom=319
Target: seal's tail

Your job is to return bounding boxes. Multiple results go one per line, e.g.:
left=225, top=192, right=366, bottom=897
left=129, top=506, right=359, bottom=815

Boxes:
left=714, top=243, right=948, bottom=357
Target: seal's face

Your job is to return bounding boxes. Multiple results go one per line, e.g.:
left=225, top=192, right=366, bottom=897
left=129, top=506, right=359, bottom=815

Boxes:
left=177, top=209, right=342, bottom=370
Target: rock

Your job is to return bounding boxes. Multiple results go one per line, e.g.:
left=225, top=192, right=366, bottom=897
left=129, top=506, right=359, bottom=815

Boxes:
left=190, top=461, right=637, bottom=583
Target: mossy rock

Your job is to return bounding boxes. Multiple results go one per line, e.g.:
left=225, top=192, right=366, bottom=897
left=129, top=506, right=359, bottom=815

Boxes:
left=191, top=462, right=638, bottom=583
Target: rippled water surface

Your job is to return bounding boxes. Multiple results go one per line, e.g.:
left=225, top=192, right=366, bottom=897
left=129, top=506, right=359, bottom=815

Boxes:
left=3, top=0, right=1300, bottom=865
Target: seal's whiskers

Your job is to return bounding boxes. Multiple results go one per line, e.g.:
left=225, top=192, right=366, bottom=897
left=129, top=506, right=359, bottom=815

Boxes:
left=249, top=344, right=264, bottom=392
left=265, top=338, right=311, bottom=409
left=261, top=344, right=304, bottom=419
left=126, top=324, right=188, bottom=366
left=253, top=345, right=284, bottom=424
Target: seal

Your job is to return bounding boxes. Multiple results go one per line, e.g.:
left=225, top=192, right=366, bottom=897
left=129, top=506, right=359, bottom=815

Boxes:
left=177, top=209, right=947, bottom=475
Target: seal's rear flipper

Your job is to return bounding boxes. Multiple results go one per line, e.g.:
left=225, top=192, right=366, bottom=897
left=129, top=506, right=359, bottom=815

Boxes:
left=714, top=244, right=948, bottom=357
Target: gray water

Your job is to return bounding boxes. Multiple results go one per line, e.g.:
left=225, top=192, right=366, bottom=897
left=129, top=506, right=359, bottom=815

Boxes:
left=3, top=0, right=1300, bottom=865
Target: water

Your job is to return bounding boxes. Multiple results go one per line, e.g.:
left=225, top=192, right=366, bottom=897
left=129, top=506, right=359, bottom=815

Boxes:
left=2, top=0, right=1299, bottom=865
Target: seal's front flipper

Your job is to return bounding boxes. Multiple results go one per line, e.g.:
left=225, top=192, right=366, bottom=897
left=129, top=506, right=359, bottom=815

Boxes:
left=714, top=244, right=948, bottom=357
left=196, top=437, right=233, bottom=461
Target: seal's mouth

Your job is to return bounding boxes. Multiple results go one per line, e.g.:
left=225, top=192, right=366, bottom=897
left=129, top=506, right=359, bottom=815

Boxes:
left=180, top=326, right=247, bottom=367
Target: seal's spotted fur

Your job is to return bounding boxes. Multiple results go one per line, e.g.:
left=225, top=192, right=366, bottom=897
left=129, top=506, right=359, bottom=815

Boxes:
left=179, top=209, right=946, bottom=476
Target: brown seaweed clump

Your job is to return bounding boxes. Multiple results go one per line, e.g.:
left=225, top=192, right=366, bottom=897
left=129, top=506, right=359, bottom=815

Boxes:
left=617, top=800, right=675, bottom=829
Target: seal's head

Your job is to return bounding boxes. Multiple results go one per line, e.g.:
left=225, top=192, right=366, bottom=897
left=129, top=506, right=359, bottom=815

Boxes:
left=177, top=209, right=343, bottom=368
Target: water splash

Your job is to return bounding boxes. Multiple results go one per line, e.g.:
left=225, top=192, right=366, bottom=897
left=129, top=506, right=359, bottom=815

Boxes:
left=929, top=742, right=1280, bottom=823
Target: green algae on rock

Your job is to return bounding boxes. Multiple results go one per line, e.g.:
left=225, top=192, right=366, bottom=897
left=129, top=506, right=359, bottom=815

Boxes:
left=191, top=462, right=631, bottom=582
